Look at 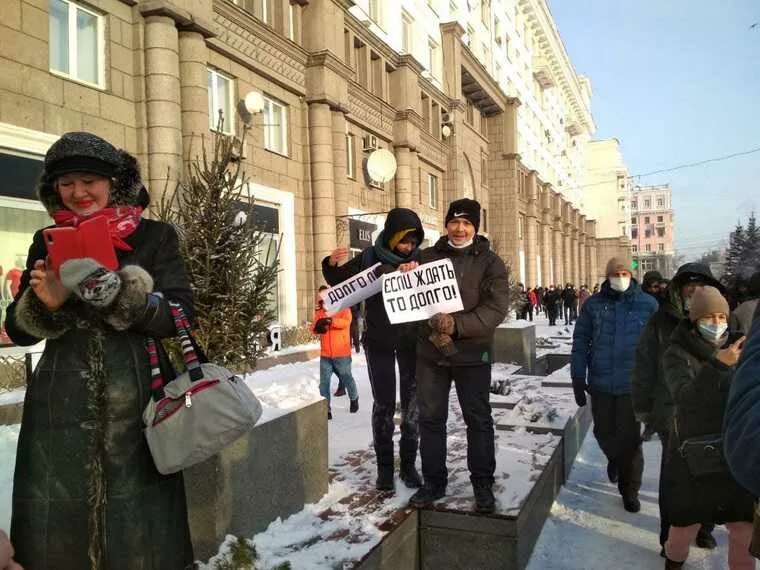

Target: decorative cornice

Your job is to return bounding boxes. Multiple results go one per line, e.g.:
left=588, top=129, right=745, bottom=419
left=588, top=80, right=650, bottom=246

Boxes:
left=397, top=54, right=424, bottom=75
left=139, top=0, right=217, bottom=37
left=307, top=50, right=353, bottom=80
left=306, top=97, right=348, bottom=114
left=439, top=21, right=465, bottom=37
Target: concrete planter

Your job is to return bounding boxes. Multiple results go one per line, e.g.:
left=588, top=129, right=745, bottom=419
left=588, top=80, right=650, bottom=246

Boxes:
left=184, top=399, right=329, bottom=560
left=493, top=325, right=537, bottom=374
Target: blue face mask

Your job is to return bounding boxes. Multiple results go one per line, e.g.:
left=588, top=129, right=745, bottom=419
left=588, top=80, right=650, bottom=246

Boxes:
left=697, top=321, right=728, bottom=345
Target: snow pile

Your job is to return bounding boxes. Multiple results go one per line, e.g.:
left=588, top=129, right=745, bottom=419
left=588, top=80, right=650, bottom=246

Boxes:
left=515, top=392, right=559, bottom=423
left=0, top=389, right=25, bottom=407
left=243, top=361, right=323, bottom=425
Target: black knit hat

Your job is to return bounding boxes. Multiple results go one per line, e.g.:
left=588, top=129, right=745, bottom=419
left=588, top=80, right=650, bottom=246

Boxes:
left=445, top=198, right=481, bottom=233
left=38, top=131, right=146, bottom=213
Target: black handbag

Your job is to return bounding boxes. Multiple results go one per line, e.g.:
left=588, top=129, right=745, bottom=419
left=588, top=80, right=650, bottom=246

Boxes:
left=674, top=417, right=728, bottom=477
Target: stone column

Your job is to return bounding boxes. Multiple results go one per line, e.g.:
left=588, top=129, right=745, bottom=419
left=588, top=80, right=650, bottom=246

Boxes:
left=553, top=225, right=563, bottom=285
left=579, top=233, right=587, bottom=286
left=563, top=226, right=572, bottom=286
left=571, top=228, right=580, bottom=285
left=525, top=172, right=538, bottom=287
left=144, top=15, right=183, bottom=200
left=394, top=146, right=413, bottom=209
left=331, top=110, right=349, bottom=247
left=309, top=103, right=337, bottom=269
left=541, top=214, right=552, bottom=286
left=178, top=30, right=209, bottom=166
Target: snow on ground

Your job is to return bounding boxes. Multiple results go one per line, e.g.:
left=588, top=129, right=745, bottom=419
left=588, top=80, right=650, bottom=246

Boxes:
left=0, top=389, right=24, bottom=406
left=0, top=424, right=20, bottom=531
left=527, top=432, right=743, bottom=570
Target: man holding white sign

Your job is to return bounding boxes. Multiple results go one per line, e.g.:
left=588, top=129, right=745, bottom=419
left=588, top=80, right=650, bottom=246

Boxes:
left=322, top=208, right=425, bottom=492
left=405, top=198, right=510, bottom=515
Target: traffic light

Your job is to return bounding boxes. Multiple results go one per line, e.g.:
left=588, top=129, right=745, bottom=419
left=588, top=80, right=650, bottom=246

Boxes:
left=632, top=259, right=639, bottom=270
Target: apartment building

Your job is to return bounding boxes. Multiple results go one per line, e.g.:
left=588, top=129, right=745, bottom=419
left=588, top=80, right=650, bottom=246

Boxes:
left=631, top=184, right=676, bottom=279
left=0, top=0, right=623, bottom=349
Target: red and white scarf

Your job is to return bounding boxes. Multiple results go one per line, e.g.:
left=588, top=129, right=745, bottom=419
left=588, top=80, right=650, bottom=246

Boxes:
left=52, top=206, right=144, bottom=252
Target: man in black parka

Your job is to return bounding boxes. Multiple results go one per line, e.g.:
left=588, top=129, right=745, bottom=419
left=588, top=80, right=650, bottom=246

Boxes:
left=323, top=208, right=424, bottom=491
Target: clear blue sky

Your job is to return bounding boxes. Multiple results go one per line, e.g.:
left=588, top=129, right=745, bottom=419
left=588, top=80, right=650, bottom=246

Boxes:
left=549, top=1, right=760, bottom=261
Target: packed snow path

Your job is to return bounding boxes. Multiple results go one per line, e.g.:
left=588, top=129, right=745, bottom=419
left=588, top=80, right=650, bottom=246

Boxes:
left=527, top=431, right=749, bottom=569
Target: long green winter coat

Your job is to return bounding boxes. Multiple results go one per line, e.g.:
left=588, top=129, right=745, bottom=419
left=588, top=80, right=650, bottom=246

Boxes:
left=661, top=320, right=755, bottom=526
left=4, top=132, right=195, bottom=569
left=5, top=220, right=195, bottom=570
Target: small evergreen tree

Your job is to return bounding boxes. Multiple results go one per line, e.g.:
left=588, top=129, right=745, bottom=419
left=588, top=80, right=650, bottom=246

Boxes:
left=723, top=221, right=745, bottom=290
left=156, top=122, right=280, bottom=369
left=741, top=212, right=760, bottom=277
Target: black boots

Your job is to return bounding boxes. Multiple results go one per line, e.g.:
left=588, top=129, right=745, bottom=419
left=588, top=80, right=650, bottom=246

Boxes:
left=622, top=492, right=641, bottom=513
left=695, top=526, right=717, bottom=549
left=409, top=484, right=446, bottom=508
left=375, top=465, right=395, bottom=491
left=473, top=481, right=496, bottom=514
left=664, top=558, right=684, bottom=569
left=349, top=398, right=359, bottom=413
left=399, top=464, right=422, bottom=489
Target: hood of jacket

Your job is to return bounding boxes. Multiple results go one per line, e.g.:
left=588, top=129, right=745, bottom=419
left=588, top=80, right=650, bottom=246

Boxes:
left=378, top=207, right=424, bottom=250
left=662, top=263, right=724, bottom=320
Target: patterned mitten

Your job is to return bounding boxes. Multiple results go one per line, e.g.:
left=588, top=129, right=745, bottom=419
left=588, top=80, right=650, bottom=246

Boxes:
left=60, top=258, right=122, bottom=308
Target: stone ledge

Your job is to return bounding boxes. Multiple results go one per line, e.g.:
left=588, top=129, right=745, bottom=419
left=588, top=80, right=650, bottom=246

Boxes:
left=184, top=398, right=328, bottom=560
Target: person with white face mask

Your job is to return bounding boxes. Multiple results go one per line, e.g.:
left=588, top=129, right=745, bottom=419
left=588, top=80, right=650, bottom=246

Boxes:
left=571, top=256, right=658, bottom=513
left=661, top=287, right=754, bottom=569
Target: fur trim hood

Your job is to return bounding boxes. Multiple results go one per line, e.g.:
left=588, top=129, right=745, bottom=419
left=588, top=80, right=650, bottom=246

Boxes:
left=38, top=132, right=146, bottom=214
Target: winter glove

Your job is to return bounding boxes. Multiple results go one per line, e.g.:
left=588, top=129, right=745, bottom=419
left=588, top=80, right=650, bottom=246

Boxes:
left=374, top=264, right=396, bottom=277
left=429, top=312, right=455, bottom=336
left=314, top=318, right=331, bottom=334
left=571, top=377, right=588, bottom=407
left=60, top=258, right=122, bottom=308
left=60, top=258, right=155, bottom=331
left=429, top=332, right=457, bottom=357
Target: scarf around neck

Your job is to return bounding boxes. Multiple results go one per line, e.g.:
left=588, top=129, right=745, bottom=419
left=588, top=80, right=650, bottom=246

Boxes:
left=373, top=231, right=409, bottom=265
left=52, top=206, right=143, bottom=252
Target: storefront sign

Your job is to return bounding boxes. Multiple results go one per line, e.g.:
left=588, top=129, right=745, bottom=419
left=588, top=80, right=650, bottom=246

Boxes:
left=382, top=259, right=464, bottom=324
left=349, top=219, right=377, bottom=250
left=321, top=262, right=382, bottom=316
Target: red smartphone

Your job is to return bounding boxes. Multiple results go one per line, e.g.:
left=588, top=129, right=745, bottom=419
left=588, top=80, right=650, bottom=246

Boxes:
left=43, top=216, right=119, bottom=275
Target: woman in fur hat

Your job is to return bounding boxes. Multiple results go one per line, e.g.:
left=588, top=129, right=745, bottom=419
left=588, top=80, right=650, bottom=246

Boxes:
left=661, top=286, right=754, bottom=569
left=4, top=132, right=194, bottom=569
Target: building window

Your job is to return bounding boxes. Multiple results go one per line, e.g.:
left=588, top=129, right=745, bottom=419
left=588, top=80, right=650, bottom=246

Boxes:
left=518, top=214, right=525, bottom=240
left=355, top=38, right=368, bottom=87
left=431, top=101, right=441, bottom=138
left=657, top=227, right=665, bottom=238
left=49, top=0, right=104, bottom=87
left=644, top=199, right=651, bottom=209
left=631, top=229, right=638, bottom=239
left=494, top=18, right=502, bottom=46
left=631, top=216, right=637, bottom=225
left=263, top=95, right=288, bottom=155
left=644, top=216, right=650, bottom=224
left=346, top=133, right=355, bottom=179
left=370, top=51, right=383, bottom=98
left=645, top=244, right=651, bottom=253
left=428, top=40, right=439, bottom=78
left=401, top=12, right=413, bottom=53
left=421, top=93, right=431, bottom=132
left=207, top=68, right=234, bottom=134
left=465, top=99, right=475, bottom=124
left=481, top=154, right=488, bottom=187
left=481, top=0, right=490, bottom=26
left=632, top=245, right=638, bottom=253
left=658, top=243, right=664, bottom=253
left=428, top=173, right=439, bottom=209
left=645, top=229, right=652, bottom=238
left=657, top=215, right=664, bottom=223
left=631, top=200, right=637, bottom=210
left=657, top=197, right=664, bottom=207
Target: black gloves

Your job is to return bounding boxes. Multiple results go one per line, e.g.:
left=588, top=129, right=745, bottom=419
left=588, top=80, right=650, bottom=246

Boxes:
left=571, top=377, right=588, bottom=407
left=314, top=317, right=332, bottom=334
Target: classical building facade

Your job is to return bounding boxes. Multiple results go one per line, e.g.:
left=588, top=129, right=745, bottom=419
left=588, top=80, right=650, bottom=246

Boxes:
left=631, top=184, right=676, bottom=279
left=0, top=0, right=621, bottom=342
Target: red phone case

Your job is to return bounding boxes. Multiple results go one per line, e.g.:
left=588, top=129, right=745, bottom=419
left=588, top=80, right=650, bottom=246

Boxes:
left=43, top=216, right=119, bottom=275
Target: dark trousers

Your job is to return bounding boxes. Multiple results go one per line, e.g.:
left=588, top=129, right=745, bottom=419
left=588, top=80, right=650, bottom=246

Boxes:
left=417, top=361, right=495, bottom=487
left=590, top=392, right=644, bottom=496
left=547, top=306, right=558, bottom=325
left=526, top=304, right=534, bottom=321
left=364, top=341, right=419, bottom=470
left=658, top=429, right=714, bottom=546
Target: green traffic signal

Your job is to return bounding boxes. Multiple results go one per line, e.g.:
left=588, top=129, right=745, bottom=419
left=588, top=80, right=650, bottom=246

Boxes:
left=632, top=260, right=639, bottom=270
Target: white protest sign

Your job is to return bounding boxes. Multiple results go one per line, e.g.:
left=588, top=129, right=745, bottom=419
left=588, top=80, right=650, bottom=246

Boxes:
left=382, top=258, right=464, bottom=324
left=321, top=262, right=382, bottom=316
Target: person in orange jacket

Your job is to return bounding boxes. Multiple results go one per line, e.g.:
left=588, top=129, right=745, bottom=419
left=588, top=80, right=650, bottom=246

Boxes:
left=314, top=286, right=359, bottom=420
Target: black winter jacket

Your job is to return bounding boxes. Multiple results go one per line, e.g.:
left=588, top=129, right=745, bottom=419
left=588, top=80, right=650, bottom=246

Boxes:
left=661, top=320, right=754, bottom=526
left=416, top=236, right=509, bottom=366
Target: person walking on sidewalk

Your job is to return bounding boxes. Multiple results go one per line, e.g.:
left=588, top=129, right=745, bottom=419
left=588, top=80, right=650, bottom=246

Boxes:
left=562, top=283, right=577, bottom=325
left=313, top=286, right=359, bottom=420
left=632, top=263, right=723, bottom=553
left=543, top=285, right=561, bottom=326
left=406, top=198, right=510, bottom=514
left=662, top=287, right=754, bottom=570
left=323, top=208, right=424, bottom=491
left=571, top=256, right=657, bottom=513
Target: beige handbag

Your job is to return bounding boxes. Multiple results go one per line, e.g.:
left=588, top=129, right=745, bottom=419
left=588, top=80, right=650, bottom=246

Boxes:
left=143, top=302, right=262, bottom=475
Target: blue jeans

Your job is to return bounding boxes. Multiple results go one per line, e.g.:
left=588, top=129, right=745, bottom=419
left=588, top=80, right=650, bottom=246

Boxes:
left=320, top=356, right=358, bottom=408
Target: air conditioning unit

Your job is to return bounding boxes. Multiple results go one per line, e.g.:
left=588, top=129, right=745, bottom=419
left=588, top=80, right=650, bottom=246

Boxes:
left=362, top=134, right=378, bottom=152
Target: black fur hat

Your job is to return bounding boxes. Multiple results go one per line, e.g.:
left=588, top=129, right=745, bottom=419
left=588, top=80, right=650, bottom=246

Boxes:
left=38, top=132, right=145, bottom=213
